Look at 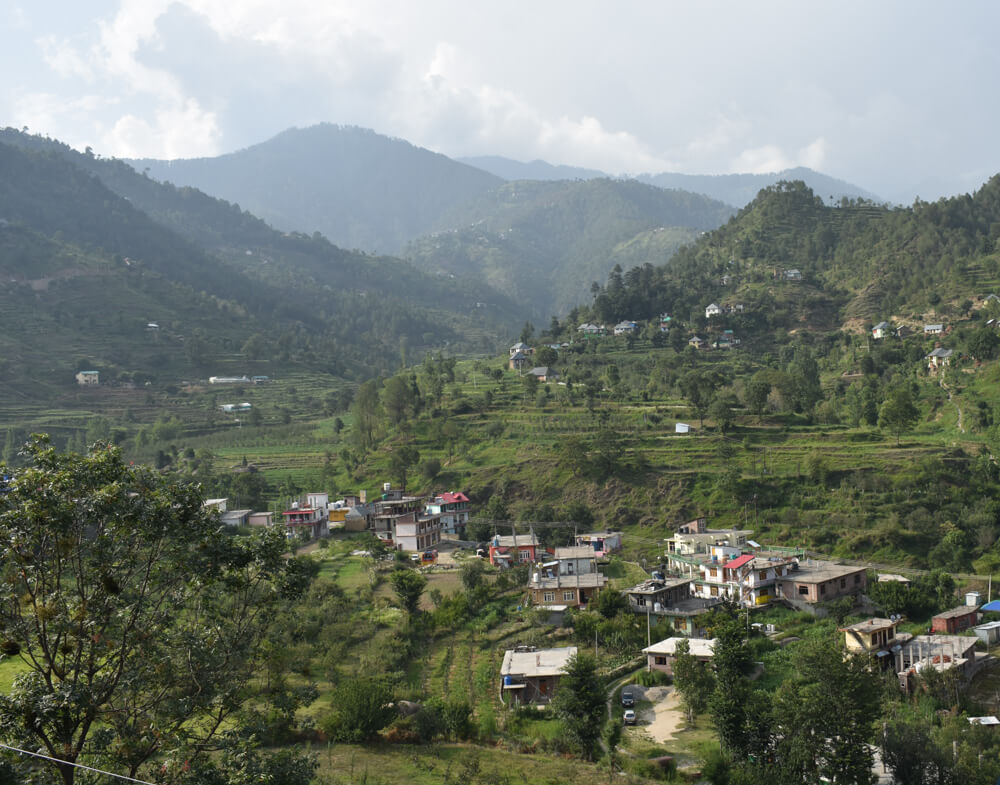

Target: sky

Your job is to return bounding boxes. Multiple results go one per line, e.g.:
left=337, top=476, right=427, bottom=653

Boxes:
left=3, top=1, right=998, bottom=203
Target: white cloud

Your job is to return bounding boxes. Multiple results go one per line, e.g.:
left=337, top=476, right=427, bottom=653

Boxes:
left=105, top=98, right=221, bottom=158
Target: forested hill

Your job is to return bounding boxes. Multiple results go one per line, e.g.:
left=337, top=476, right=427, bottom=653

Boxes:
left=635, top=167, right=883, bottom=208
left=129, top=124, right=503, bottom=254
left=405, top=178, right=735, bottom=317
left=0, top=133, right=525, bottom=403
left=578, top=178, right=1000, bottom=332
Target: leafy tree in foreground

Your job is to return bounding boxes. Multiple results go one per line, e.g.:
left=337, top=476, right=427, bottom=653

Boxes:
left=671, top=638, right=715, bottom=722
left=0, top=438, right=311, bottom=785
left=551, top=652, right=606, bottom=760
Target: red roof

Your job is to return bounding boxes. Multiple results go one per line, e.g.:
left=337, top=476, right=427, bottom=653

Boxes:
left=723, top=554, right=755, bottom=571
left=438, top=492, right=469, bottom=504
left=282, top=508, right=317, bottom=516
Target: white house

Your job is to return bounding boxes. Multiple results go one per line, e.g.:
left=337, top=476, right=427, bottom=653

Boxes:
left=872, top=321, right=891, bottom=340
left=614, top=320, right=638, bottom=335
left=675, top=422, right=692, bottom=434
left=923, top=324, right=944, bottom=335
left=705, top=303, right=722, bottom=318
left=75, top=370, right=99, bottom=386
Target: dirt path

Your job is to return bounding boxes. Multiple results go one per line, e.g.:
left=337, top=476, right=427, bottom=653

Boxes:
left=940, top=378, right=965, bottom=433
left=634, top=684, right=685, bottom=744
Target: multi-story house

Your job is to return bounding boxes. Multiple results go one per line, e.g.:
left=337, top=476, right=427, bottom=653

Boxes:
left=372, top=485, right=441, bottom=551
left=488, top=533, right=540, bottom=567
left=528, top=546, right=607, bottom=608
left=425, top=491, right=471, bottom=536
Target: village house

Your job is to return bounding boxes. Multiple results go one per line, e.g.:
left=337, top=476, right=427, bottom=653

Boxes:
left=923, top=323, right=944, bottom=335
left=675, top=422, right=692, bottom=434
left=974, top=620, right=1000, bottom=646
left=705, top=303, right=722, bottom=318
left=75, top=370, right=100, bottom=386
left=664, top=518, right=752, bottom=557
left=282, top=499, right=329, bottom=540
left=643, top=637, right=716, bottom=675
left=614, top=320, right=638, bottom=336
left=220, top=509, right=251, bottom=527
left=872, top=321, right=892, bottom=340
left=784, top=268, right=803, bottom=281
left=203, top=498, right=228, bottom=513
left=774, top=560, right=867, bottom=603
left=208, top=375, right=251, bottom=384
left=527, top=366, right=558, bottom=382
left=500, top=646, right=577, bottom=704
left=248, top=511, right=275, bottom=527
left=577, top=323, right=606, bottom=338
left=624, top=576, right=720, bottom=636
left=509, top=342, right=533, bottom=358
left=574, top=531, right=622, bottom=558
left=692, top=546, right=798, bottom=607
left=527, top=546, right=608, bottom=608
left=840, top=618, right=910, bottom=666
left=424, top=491, right=471, bottom=537
left=372, top=486, right=441, bottom=551
left=488, top=532, right=541, bottom=567
left=931, top=605, right=979, bottom=634
left=688, top=335, right=706, bottom=349
left=926, top=347, right=953, bottom=370
left=659, top=313, right=672, bottom=332
left=508, top=351, right=531, bottom=371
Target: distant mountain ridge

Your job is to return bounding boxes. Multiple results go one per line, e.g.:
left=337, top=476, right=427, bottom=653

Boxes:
left=634, top=167, right=883, bottom=208
left=130, top=124, right=503, bottom=254
left=457, top=155, right=607, bottom=182
left=405, top=177, right=735, bottom=316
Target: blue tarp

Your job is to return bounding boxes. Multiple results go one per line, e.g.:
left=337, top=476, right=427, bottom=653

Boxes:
left=980, top=600, right=1000, bottom=612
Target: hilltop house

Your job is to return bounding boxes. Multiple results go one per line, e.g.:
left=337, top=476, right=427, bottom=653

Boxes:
left=705, top=303, right=722, bottom=318
left=784, top=268, right=803, bottom=281
left=923, top=323, right=944, bottom=335
left=577, top=323, right=606, bottom=338
left=688, top=336, right=706, bottom=349
left=500, top=646, right=577, bottom=704
left=614, top=320, right=638, bottom=336
left=509, top=342, right=533, bottom=358
left=659, top=313, right=672, bottom=332
left=508, top=351, right=531, bottom=371
left=872, top=321, right=892, bottom=340
left=75, top=370, right=99, bottom=386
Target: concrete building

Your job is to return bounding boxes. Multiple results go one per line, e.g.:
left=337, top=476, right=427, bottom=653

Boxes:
left=500, top=646, right=577, bottom=704
left=643, top=637, right=717, bottom=675
left=774, top=560, right=867, bottom=603
left=931, top=605, right=979, bottom=634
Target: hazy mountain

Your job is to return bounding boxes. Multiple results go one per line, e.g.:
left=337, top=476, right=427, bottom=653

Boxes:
left=635, top=167, right=882, bottom=208
left=130, top=124, right=503, bottom=254
left=406, top=178, right=734, bottom=316
left=457, top=155, right=607, bottom=182
left=0, top=131, right=525, bottom=403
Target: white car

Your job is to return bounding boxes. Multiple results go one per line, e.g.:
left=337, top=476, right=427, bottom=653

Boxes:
left=623, top=709, right=637, bottom=726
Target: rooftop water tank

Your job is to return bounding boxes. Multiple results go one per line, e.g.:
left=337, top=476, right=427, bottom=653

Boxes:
left=966, top=591, right=982, bottom=607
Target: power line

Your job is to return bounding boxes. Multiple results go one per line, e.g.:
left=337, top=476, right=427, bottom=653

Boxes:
left=0, top=743, right=161, bottom=785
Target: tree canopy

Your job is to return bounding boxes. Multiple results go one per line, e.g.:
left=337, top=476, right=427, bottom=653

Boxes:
left=0, top=438, right=311, bottom=785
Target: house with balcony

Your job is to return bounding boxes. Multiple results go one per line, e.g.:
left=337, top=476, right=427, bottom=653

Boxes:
left=394, top=508, right=443, bottom=553
left=372, top=486, right=425, bottom=545
left=282, top=501, right=329, bottom=540
left=527, top=546, right=607, bottom=608
left=841, top=617, right=911, bottom=668
left=624, top=576, right=720, bottom=636
left=425, top=491, right=470, bottom=536
left=574, top=531, right=622, bottom=558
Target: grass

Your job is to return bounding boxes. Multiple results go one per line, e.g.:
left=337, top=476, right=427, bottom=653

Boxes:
left=0, top=657, right=29, bottom=692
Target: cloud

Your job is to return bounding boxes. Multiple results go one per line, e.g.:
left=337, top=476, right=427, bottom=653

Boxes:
left=105, top=97, right=221, bottom=158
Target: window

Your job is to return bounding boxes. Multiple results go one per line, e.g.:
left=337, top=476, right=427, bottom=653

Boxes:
left=711, top=586, right=719, bottom=597
left=798, top=586, right=809, bottom=596
left=654, top=656, right=667, bottom=665
left=636, top=596, right=646, bottom=606
left=854, top=574, right=861, bottom=584
left=820, top=583, right=826, bottom=595
left=563, top=591, right=576, bottom=602
left=840, top=578, right=846, bottom=589
left=519, top=549, right=531, bottom=562
left=543, top=592, right=555, bottom=602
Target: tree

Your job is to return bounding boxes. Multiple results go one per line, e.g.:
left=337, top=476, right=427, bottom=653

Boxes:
left=968, top=327, right=1000, bottom=361
left=879, top=386, right=920, bottom=445
left=551, top=652, right=606, bottom=759
left=382, top=375, right=415, bottom=424
left=460, top=559, right=486, bottom=593
left=390, top=567, right=427, bottom=614
left=595, top=588, right=627, bottom=619
left=0, top=438, right=310, bottom=785
left=744, top=372, right=772, bottom=416
left=679, top=370, right=719, bottom=427
left=389, top=443, right=420, bottom=490
left=671, top=638, right=715, bottom=722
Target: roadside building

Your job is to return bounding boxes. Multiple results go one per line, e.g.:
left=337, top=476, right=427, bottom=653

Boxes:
left=931, top=605, right=979, bottom=634
left=643, top=637, right=716, bottom=675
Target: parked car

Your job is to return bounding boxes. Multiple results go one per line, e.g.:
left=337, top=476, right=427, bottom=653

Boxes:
left=623, top=709, right=637, bottom=726
left=621, top=689, right=635, bottom=707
